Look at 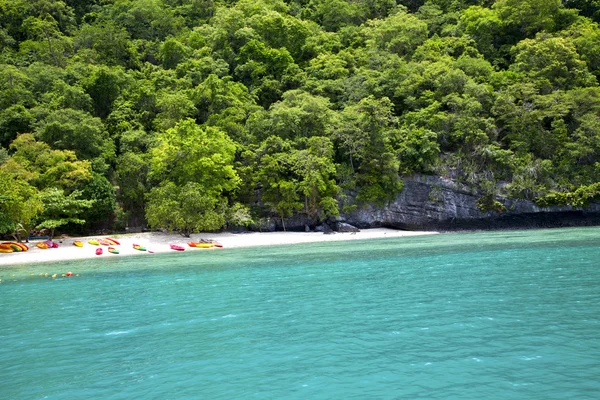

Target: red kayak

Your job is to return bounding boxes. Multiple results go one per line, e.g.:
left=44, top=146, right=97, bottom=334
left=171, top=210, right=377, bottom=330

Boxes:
left=170, top=244, right=185, bottom=251
left=95, top=248, right=103, bottom=255
left=106, top=237, right=120, bottom=245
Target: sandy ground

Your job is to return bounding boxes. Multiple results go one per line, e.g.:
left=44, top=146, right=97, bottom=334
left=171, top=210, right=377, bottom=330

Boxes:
left=0, top=228, right=438, bottom=267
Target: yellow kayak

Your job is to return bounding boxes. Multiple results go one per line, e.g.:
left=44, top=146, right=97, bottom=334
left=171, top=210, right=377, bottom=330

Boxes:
left=88, top=239, right=99, bottom=246
left=195, top=243, right=215, bottom=248
left=73, top=240, right=83, bottom=247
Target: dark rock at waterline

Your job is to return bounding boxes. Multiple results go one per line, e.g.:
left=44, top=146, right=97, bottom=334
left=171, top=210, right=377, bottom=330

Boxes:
left=331, top=222, right=360, bottom=233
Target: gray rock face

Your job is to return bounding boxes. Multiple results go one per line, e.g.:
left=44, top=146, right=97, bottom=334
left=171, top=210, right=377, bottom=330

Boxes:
left=331, top=222, right=360, bottom=232
left=341, top=175, right=600, bottom=231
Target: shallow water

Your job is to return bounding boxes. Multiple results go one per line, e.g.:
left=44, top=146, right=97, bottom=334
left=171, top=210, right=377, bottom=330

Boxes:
left=1, top=227, right=600, bottom=399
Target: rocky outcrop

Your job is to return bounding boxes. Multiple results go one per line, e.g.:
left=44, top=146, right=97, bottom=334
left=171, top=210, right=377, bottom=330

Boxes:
left=341, top=174, right=600, bottom=231
left=330, top=221, right=360, bottom=232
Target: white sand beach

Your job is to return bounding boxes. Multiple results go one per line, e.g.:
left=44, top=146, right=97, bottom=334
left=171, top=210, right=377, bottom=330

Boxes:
left=0, top=228, right=438, bottom=267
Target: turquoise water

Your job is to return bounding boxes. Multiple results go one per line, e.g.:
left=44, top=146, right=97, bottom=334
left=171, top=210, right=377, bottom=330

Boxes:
left=1, top=228, right=600, bottom=399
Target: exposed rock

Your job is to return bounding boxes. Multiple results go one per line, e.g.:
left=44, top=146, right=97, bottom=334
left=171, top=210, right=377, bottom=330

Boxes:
left=341, top=174, right=600, bottom=231
left=332, top=222, right=360, bottom=232
left=249, top=218, right=278, bottom=232
left=321, top=223, right=334, bottom=234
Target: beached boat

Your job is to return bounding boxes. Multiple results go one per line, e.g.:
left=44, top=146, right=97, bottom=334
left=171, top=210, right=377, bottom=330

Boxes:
left=170, top=244, right=185, bottom=251
left=187, top=241, right=221, bottom=248
left=98, top=238, right=111, bottom=246
left=73, top=240, right=83, bottom=247
left=1, top=242, right=28, bottom=251
left=133, top=244, right=146, bottom=251
left=196, top=242, right=215, bottom=248
left=44, top=240, right=58, bottom=248
left=106, top=237, right=120, bottom=245
left=108, top=246, right=119, bottom=254
left=36, top=242, right=49, bottom=249
left=88, top=239, right=99, bottom=246
left=95, top=248, right=103, bottom=255
left=0, top=242, right=16, bottom=253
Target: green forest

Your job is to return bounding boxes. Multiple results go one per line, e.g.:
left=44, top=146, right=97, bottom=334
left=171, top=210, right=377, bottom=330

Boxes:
left=2, top=0, right=600, bottom=238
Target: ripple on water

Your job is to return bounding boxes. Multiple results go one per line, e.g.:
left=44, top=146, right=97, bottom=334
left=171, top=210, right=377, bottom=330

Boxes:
left=1, top=228, right=600, bottom=399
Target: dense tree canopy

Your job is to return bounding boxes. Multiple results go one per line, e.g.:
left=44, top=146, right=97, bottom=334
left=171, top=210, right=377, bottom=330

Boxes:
left=2, top=0, right=600, bottom=236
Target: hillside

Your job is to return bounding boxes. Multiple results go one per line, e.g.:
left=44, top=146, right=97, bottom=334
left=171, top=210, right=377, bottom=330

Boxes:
left=2, top=0, right=600, bottom=237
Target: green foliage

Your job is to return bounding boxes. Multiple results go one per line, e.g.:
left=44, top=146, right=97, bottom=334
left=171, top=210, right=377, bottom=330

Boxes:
left=35, top=187, right=94, bottom=238
left=225, top=202, right=254, bottom=228
left=0, top=104, right=34, bottom=147
left=149, top=118, right=240, bottom=193
left=79, top=172, right=116, bottom=226
left=535, top=182, right=600, bottom=208
left=146, top=119, right=239, bottom=233
left=337, top=96, right=404, bottom=203
left=0, top=167, right=44, bottom=239
left=8, top=133, right=93, bottom=191
left=510, top=34, right=596, bottom=93
left=252, top=134, right=340, bottom=223
left=476, top=195, right=507, bottom=213
left=35, top=108, right=115, bottom=173
left=146, top=181, right=225, bottom=236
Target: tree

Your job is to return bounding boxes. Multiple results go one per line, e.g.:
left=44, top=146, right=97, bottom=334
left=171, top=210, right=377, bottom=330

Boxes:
left=0, top=65, right=34, bottom=109
left=79, top=173, right=116, bottom=229
left=159, top=37, right=190, bottom=69
left=364, top=7, right=428, bottom=57
left=253, top=137, right=303, bottom=230
left=40, top=80, right=94, bottom=112
left=35, top=188, right=94, bottom=239
left=509, top=34, right=596, bottom=93
left=18, top=15, right=73, bottom=66
left=116, top=150, right=149, bottom=227
left=8, top=133, right=93, bottom=191
left=291, top=136, right=340, bottom=219
left=247, top=90, right=335, bottom=142
left=154, top=90, right=196, bottom=130
left=146, top=119, right=240, bottom=234
left=0, top=105, right=34, bottom=147
left=73, top=21, right=140, bottom=69
left=82, top=65, right=129, bottom=118
left=253, top=135, right=340, bottom=228
left=336, top=96, right=403, bottom=203
left=146, top=181, right=225, bottom=236
left=35, top=109, right=116, bottom=174
left=0, top=168, right=43, bottom=241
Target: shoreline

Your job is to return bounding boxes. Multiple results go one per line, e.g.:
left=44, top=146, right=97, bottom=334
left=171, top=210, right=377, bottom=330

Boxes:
left=0, top=228, right=438, bottom=267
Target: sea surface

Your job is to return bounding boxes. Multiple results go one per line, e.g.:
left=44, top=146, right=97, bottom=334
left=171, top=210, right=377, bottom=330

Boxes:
left=1, top=227, right=600, bottom=399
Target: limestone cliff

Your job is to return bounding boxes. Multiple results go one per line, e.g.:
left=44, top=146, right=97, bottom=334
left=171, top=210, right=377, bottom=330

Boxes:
left=341, top=175, right=600, bottom=231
